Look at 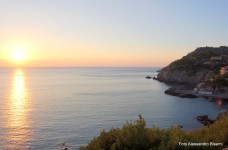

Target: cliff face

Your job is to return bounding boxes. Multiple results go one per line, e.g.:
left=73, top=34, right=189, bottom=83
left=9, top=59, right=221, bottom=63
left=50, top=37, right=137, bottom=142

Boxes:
left=157, top=67, right=213, bottom=85
left=157, top=46, right=228, bottom=85
left=194, top=82, right=228, bottom=92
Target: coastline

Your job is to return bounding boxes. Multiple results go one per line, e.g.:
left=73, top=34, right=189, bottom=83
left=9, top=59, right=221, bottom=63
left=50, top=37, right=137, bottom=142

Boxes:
left=152, top=76, right=228, bottom=126
left=154, top=47, right=228, bottom=101
left=161, top=84, right=228, bottom=100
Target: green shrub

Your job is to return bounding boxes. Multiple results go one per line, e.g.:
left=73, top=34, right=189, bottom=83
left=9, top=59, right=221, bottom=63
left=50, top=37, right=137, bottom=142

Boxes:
left=211, top=74, right=228, bottom=86
left=80, top=115, right=228, bottom=150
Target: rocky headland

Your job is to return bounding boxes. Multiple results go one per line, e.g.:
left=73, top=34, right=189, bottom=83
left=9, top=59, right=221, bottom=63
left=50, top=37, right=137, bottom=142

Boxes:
left=155, top=46, right=228, bottom=99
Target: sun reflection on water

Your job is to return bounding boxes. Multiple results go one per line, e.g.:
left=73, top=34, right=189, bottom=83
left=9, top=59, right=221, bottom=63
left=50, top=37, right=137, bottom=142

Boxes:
left=4, top=69, right=31, bottom=149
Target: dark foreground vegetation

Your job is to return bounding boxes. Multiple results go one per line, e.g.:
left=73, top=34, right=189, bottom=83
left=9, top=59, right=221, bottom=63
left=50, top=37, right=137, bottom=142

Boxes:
left=80, top=115, right=228, bottom=150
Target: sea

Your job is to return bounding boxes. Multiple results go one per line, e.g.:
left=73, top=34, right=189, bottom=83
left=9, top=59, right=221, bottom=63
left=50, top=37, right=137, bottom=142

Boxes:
left=0, top=67, right=227, bottom=149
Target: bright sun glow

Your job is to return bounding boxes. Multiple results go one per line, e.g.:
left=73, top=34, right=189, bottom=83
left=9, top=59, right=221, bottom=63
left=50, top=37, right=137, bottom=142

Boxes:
left=12, top=50, right=26, bottom=62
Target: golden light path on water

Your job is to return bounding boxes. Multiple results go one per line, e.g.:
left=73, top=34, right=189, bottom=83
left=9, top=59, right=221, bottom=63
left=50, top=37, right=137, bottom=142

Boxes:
left=4, top=69, right=31, bottom=149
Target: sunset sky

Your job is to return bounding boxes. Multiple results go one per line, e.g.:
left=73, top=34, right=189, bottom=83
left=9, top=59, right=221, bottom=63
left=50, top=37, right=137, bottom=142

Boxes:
left=0, top=0, right=228, bottom=67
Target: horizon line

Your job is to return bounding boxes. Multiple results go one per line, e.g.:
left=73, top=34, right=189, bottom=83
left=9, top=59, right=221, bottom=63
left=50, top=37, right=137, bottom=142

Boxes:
left=0, top=66, right=164, bottom=68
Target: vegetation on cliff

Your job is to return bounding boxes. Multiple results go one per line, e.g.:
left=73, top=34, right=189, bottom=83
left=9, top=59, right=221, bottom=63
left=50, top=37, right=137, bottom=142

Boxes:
left=80, top=115, right=228, bottom=150
left=211, top=74, right=228, bottom=86
left=169, top=46, right=228, bottom=73
left=157, top=46, right=228, bottom=84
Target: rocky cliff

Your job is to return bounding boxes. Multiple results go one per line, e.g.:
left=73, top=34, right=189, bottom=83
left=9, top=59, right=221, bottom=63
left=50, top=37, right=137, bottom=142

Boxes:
left=157, top=46, right=228, bottom=85
left=157, top=66, right=213, bottom=85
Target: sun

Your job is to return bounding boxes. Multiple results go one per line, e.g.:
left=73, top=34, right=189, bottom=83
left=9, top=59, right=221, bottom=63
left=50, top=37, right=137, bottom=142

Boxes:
left=12, top=49, right=26, bottom=62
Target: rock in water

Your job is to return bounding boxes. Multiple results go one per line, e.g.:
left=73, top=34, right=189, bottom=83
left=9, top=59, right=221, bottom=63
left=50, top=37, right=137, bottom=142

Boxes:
left=196, top=115, right=209, bottom=121
left=216, top=110, right=228, bottom=121
left=145, top=76, right=152, bottom=79
left=196, top=110, right=228, bottom=126
left=196, top=115, right=214, bottom=126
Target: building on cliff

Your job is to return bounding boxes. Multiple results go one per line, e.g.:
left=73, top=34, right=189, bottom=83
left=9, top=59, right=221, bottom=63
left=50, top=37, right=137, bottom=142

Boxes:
left=220, top=66, right=228, bottom=75
left=203, top=61, right=213, bottom=65
left=211, top=56, right=223, bottom=61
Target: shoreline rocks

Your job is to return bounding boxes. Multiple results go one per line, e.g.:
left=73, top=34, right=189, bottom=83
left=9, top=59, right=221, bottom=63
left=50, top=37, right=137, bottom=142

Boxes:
left=196, top=115, right=214, bottom=126
left=196, top=110, right=228, bottom=126
left=193, top=82, right=228, bottom=99
left=216, top=110, right=228, bottom=121
left=164, top=87, right=198, bottom=98
left=164, top=85, right=228, bottom=100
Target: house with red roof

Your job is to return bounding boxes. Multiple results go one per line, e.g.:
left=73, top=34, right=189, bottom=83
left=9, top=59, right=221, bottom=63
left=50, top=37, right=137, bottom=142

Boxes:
left=220, top=66, right=228, bottom=75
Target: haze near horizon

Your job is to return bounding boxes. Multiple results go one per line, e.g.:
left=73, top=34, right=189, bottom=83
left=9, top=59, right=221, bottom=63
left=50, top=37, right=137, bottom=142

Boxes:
left=0, top=0, right=228, bottom=67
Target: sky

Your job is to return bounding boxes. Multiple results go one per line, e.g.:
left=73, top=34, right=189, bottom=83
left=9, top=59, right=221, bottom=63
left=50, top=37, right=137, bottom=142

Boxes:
left=0, top=0, right=228, bottom=67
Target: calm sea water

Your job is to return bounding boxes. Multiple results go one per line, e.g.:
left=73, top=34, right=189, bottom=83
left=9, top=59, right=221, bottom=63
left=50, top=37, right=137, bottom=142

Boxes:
left=0, top=67, right=227, bottom=149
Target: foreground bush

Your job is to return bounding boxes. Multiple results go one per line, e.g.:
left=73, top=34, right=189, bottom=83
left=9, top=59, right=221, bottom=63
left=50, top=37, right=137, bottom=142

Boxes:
left=80, top=115, right=228, bottom=150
